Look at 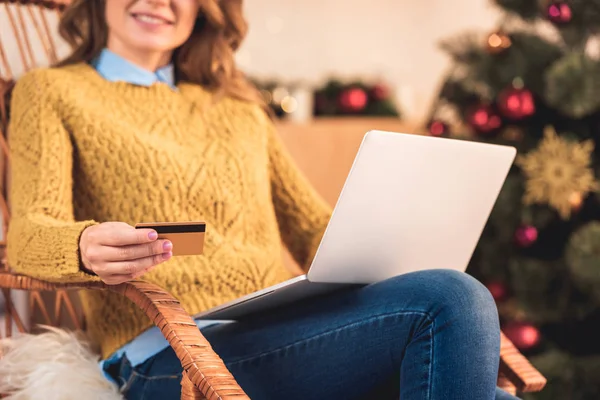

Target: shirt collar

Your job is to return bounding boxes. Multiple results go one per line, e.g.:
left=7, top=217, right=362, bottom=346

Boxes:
left=91, top=48, right=176, bottom=90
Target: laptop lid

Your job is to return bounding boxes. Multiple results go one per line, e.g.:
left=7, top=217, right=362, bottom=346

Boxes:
left=306, top=130, right=516, bottom=284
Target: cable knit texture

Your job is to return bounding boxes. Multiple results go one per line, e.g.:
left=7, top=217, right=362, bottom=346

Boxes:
left=7, top=63, right=332, bottom=359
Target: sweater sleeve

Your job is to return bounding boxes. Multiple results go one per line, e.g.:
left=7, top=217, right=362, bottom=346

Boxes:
left=6, top=70, right=99, bottom=283
left=265, top=118, right=333, bottom=272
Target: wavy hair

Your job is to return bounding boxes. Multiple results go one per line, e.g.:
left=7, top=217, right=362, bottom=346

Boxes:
left=57, top=0, right=266, bottom=110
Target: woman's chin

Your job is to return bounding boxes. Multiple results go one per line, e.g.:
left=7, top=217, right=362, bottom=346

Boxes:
left=130, top=40, right=176, bottom=55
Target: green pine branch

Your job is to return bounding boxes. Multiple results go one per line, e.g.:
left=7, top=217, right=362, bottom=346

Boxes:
left=438, top=30, right=563, bottom=100
left=437, top=77, right=481, bottom=106
left=493, top=0, right=541, bottom=20
left=567, top=0, right=600, bottom=32
left=544, top=51, right=600, bottom=118
left=493, top=0, right=600, bottom=50
left=476, top=31, right=563, bottom=96
left=434, top=1, right=600, bottom=127
left=494, top=0, right=600, bottom=28
left=566, top=222, right=600, bottom=305
left=525, top=350, right=600, bottom=400
left=439, top=31, right=489, bottom=65
left=509, top=256, right=600, bottom=323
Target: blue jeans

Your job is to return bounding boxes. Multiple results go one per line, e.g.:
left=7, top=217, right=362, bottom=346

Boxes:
left=106, top=270, right=519, bottom=399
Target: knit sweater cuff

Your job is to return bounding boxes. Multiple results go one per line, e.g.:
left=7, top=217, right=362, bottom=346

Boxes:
left=43, top=219, right=100, bottom=282
left=67, top=220, right=101, bottom=280
left=7, top=217, right=101, bottom=283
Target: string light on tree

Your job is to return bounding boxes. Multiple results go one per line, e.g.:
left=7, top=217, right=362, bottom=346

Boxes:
left=280, top=95, right=298, bottom=114
left=547, top=1, right=572, bottom=24
left=569, top=191, right=584, bottom=211
left=272, top=87, right=289, bottom=105
left=515, top=224, right=538, bottom=248
left=486, top=31, right=512, bottom=54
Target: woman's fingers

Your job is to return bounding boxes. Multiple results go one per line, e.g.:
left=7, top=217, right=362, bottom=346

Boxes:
left=103, top=274, right=137, bottom=286
left=104, top=251, right=173, bottom=283
left=90, top=222, right=158, bottom=247
left=101, top=239, right=172, bottom=262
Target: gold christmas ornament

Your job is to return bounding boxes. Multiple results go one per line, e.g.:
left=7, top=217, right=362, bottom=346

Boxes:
left=516, top=126, right=599, bottom=219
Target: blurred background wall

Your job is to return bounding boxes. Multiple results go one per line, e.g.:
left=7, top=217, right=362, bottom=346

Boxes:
left=1, top=0, right=498, bottom=122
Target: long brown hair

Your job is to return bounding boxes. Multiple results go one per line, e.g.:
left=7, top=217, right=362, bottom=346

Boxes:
left=57, top=0, right=266, bottom=111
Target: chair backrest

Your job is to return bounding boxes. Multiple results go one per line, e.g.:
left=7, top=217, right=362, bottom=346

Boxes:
left=0, top=0, right=83, bottom=338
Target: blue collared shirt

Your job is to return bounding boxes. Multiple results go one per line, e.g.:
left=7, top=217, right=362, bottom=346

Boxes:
left=91, top=48, right=226, bottom=379
left=92, top=48, right=177, bottom=89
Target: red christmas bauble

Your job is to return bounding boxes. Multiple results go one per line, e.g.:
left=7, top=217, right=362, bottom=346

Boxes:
left=514, top=225, right=538, bottom=248
left=339, top=88, right=368, bottom=112
left=370, top=84, right=390, bottom=101
left=503, top=322, right=541, bottom=351
left=547, top=2, right=572, bottom=24
left=486, top=281, right=508, bottom=302
left=467, top=105, right=502, bottom=134
left=428, top=120, right=449, bottom=137
left=497, top=86, right=536, bottom=120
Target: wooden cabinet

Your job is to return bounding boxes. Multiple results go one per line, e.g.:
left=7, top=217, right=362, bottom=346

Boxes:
left=276, top=117, right=423, bottom=206
left=274, top=117, right=423, bottom=273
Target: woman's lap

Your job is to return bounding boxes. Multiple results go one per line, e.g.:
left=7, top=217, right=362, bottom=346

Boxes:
left=116, top=269, right=519, bottom=400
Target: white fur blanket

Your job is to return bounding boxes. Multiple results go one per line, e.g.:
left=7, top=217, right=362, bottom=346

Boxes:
left=0, top=327, right=122, bottom=400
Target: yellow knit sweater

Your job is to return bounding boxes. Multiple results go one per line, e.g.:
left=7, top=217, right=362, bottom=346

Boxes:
left=7, top=63, right=332, bottom=359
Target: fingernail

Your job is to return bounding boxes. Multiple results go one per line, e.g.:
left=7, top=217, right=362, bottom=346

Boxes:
left=163, top=251, right=173, bottom=260
left=163, top=241, right=172, bottom=251
left=148, top=231, right=158, bottom=240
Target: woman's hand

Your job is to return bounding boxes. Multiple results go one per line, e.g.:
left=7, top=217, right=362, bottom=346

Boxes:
left=79, top=222, right=173, bottom=285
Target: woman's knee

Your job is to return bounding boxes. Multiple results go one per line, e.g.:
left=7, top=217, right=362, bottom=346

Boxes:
left=379, top=269, right=499, bottom=329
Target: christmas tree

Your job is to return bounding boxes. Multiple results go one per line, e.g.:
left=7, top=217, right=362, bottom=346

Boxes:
left=427, top=1, right=600, bottom=398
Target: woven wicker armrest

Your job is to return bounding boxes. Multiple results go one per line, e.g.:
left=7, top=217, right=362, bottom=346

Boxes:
left=0, top=271, right=249, bottom=400
left=499, top=332, right=547, bottom=393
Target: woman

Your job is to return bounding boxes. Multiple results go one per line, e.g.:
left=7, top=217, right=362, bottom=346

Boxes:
left=7, top=0, right=516, bottom=399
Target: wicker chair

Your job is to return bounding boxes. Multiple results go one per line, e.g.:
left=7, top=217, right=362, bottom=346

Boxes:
left=0, top=1, right=547, bottom=399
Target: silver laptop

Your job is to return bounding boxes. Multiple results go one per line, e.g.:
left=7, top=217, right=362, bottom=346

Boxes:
left=194, top=130, right=516, bottom=320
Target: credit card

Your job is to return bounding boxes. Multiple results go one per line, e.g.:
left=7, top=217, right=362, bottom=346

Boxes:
left=135, top=221, right=206, bottom=256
